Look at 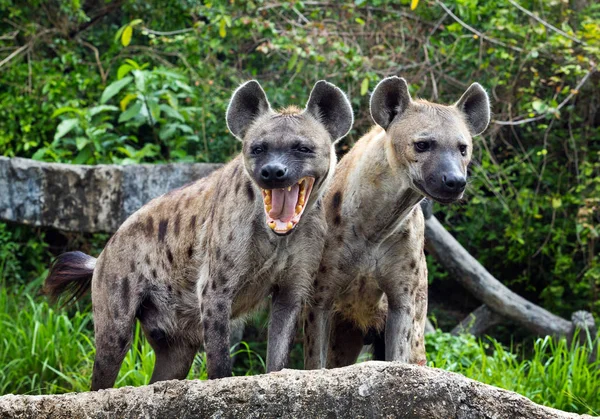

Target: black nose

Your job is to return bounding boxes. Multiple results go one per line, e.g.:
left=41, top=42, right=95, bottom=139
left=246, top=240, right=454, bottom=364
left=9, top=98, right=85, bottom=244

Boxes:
left=442, top=174, right=466, bottom=193
left=260, top=163, right=289, bottom=182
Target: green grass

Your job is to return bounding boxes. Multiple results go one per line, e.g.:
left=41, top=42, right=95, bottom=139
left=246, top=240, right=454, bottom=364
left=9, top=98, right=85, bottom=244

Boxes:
left=426, top=331, right=600, bottom=415
left=1, top=286, right=598, bottom=415
left=0, top=286, right=266, bottom=393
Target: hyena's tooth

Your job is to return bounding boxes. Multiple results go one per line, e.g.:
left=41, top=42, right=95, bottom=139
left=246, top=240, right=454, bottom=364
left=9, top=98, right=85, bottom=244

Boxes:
left=295, top=205, right=302, bottom=213
left=268, top=221, right=276, bottom=229
left=298, top=197, right=305, bottom=206
left=286, top=222, right=293, bottom=230
left=265, top=195, right=271, bottom=205
left=287, top=186, right=292, bottom=192
left=267, top=204, right=272, bottom=212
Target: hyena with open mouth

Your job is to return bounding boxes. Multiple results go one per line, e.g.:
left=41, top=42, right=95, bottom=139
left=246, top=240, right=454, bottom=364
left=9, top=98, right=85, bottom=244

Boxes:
left=304, top=76, right=490, bottom=369
left=44, top=80, right=353, bottom=390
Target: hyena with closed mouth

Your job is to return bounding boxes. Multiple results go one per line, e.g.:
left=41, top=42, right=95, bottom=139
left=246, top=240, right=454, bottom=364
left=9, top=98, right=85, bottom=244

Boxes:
left=44, top=80, right=353, bottom=390
left=304, top=76, right=490, bottom=369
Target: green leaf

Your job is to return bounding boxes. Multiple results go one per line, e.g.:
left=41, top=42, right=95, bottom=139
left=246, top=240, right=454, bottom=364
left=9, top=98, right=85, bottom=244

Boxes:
left=147, top=98, right=160, bottom=122
left=129, top=19, right=143, bottom=27
left=531, top=100, right=548, bottom=113
left=360, top=77, right=369, bottom=96
left=124, top=59, right=141, bottom=70
left=159, top=104, right=185, bottom=122
left=88, top=105, right=119, bottom=117
left=159, top=124, right=177, bottom=140
left=219, top=19, right=226, bottom=38
left=31, top=147, right=47, bottom=161
left=73, top=146, right=93, bottom=165
left=410, top=0, right=419, bottom=10
left=287, top=52, right=299, bottom=71
left=118, top=101, right=142, bottom=123
left=117, top=64, right=134, bottom=80
left=75, top=137, right=89, bottom=151
left=100, top=76, right=133, bottom=104
left=133, top=70, right=145, bottom=92
left=51, top=107, right=84, bottom=118
left=54, top=119, right=79, bottom=140
left=122, top=25, right=133, bottom=47
left=120, top=93, right=138, bottom=112
left=114, top=24, right=126, bottom=43
left=552, top=197, right=562, bottom=209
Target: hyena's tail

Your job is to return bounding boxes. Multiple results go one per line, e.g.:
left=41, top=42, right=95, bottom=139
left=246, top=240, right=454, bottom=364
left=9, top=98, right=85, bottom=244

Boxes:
left=43, top=251, right=96, bottom=306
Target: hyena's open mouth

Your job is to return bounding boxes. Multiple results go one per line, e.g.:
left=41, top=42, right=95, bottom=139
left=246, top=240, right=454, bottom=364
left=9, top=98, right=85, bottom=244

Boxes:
left=261, top=177, right=315, bottom=235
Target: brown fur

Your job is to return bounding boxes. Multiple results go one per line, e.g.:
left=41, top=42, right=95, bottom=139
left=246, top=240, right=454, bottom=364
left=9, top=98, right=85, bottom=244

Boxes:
left=44, top=80, right=354, bottom=390
left=304, top=77, right=490, bottom=369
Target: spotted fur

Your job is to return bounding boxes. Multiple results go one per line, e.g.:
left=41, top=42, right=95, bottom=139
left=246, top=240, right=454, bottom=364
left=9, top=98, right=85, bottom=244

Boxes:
left=304, top=76, right=490, bottom=369
left=44, top=80, right=353, bottom=390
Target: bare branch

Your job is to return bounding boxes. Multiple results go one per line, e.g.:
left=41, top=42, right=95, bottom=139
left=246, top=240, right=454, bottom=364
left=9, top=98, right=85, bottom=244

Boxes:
left=0, top=44, right=29, bottom=69
left=434, top=0, right=524, bottom=53
left=494, top=67, right=597, bottom=126
left=79, top=39, right=107, bottom=84
left=507, top=0, right=585, bottom=45
left=140, top=27, right=196, bottom=36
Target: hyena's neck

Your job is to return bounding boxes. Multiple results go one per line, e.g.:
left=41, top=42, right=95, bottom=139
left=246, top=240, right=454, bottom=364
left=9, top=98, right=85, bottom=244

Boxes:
left=339, top=128, right=423, bottom=241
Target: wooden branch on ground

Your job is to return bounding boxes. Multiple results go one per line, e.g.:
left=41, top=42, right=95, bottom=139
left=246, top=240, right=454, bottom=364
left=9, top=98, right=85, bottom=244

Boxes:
left=451, top=304, right=504, bottom=336
left=0, top=362, right=588, bottom=419
left=423, top=213, right=596, bottom=340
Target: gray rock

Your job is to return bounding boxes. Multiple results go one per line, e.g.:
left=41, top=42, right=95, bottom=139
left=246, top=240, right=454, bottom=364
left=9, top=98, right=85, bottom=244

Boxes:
left=0, top=362, right=592, bottom=419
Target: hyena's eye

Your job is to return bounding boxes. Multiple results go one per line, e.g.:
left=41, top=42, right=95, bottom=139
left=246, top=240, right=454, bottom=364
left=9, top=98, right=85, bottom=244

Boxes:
left=414, top=141, right=431, bottom=152
left=459, top=144, right=468, bottom=156
left=251, top=146, right=265, bottom=155
left=296, top=146, right=313, bottom=154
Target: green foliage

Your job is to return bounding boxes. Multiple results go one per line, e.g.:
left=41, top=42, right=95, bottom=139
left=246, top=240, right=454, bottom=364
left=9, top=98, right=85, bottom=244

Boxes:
left=37, top=61, right=205, bottom=164
left=1, top=0, right=597, bottom=318
left=427, top=331, right=600, bottom=415
left=0, top=223, right=49, bottom=288
left=0, top=286, right=266, bottom=394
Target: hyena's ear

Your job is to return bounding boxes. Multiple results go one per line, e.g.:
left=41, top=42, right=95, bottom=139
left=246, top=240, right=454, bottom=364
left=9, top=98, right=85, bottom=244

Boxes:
left=454, top=83, right=490, bottom=136
left=304, top=80, right=354, bottom=143
left=226, top=80, right=272, bottom=141
left=370, top=76, right=412, bottom=130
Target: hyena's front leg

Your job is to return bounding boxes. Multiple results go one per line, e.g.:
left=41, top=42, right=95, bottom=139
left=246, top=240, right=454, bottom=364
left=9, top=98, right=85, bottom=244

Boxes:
left=201, top=278, right=233, bottom=379
left=267, top=284, right=304, bottom=372
left=303, top=304, right=331, bottom=369
left=382, top=287, right=415, bottom=363
left=410, top=253, right=428, bottom=365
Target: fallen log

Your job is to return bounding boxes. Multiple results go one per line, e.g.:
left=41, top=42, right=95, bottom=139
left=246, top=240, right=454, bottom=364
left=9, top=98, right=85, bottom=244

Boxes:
left=451, top=304, right=504, bottom=336
left=0, top=362, right=591, bottom=419
left=424, top=214, right=596, bottom=340
left=0, top=156, right=221, bottom=233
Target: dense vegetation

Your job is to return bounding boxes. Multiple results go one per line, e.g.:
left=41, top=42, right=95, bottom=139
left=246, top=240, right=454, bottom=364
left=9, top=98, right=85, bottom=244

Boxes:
left=0, top=0, right=598, bottom=413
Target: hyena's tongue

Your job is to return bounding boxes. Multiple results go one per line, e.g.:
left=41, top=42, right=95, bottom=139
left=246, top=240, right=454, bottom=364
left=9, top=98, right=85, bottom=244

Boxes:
left=269, top=184, right=300, bottom=223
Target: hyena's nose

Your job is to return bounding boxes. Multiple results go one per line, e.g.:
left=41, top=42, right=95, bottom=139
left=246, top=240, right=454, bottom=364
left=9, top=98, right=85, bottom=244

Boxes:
left=442, top=174, right=466, bottom=193
left=261, top=163, right=289, bottom=182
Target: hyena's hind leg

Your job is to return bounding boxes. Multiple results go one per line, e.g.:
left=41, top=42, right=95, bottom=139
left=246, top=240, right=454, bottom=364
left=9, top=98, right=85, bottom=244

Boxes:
left=138, top=296, right=199, bottom=383
left=148, top=339, right=198, bottom=383
left=326, top=314, right=365, bottom=368
left=91, top=268, right=141, bottom=390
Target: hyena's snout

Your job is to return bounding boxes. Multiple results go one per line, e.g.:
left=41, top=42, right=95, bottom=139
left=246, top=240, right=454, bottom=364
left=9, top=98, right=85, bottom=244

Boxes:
left=420, top=156, right=468, bottom=204
left=256, top=160, right=316, bottom=235
left=260, top=176, right=316, bottom=236
left=260, top=161, right=289, bottom=184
